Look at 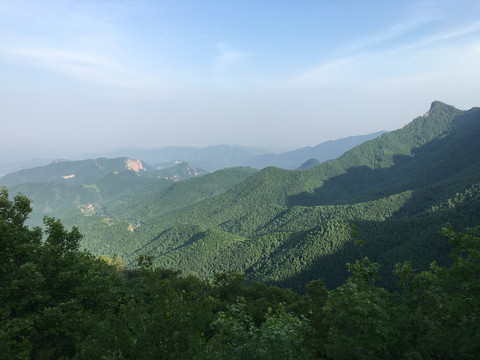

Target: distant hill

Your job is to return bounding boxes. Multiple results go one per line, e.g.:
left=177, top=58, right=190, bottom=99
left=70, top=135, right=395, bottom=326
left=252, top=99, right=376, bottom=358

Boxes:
left=0, top=158, right=52, bottom=178
left=0, top=157, right=149, bottom=186
left=1, top=132, right=385, bottom=177
left=87, top=132, right=385, bottom=171
left=2, top=160, right=211, bottom=225
left=249, top=131, right=387, bottom=169
left=296, top=159, right=321, bottom=170
left=0, top=157, right=207, bottom=187
left=98, top=145, right=265, bottom=172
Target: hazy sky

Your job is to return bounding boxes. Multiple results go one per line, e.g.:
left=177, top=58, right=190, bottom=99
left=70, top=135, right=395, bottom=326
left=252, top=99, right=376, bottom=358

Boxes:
left=1, top=0, right=480, bottom=160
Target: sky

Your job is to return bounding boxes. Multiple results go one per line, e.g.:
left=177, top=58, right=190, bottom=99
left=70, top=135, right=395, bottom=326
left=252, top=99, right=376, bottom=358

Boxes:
left=1, top=0, right=480, bottom=160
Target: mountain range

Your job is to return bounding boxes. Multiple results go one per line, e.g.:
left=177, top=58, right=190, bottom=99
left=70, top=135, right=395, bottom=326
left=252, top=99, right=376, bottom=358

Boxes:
left=2, top=101, right=479, bottom=291
left=0, top=131, right=385, bottom=177
left=92, top=131, right=386, bottom=171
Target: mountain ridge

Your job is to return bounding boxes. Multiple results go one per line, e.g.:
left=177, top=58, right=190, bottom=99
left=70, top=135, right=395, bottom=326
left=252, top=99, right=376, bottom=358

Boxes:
left=0, top=131, right=386, bottom=177
left=3, top=101, right=479, bottom=292
left=92, top=101, right=479, bottom=289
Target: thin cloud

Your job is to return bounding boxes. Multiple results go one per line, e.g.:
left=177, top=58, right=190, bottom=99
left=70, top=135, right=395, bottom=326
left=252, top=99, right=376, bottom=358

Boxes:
left=5, top=46, right=157, bottom=93
left=338, top=14, right=437, bottom=55
left=288, top=19, right=480, bottom=88
left=417, top=20, right=480, bottom=44
left=287, top=57, right=356, bottom=88
left=0, top=1, right=162, bottom=94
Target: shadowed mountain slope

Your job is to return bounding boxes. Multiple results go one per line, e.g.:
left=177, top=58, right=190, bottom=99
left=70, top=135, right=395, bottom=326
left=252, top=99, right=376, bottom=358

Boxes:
left=4, top=101, right=479, bottom=292
left=68, top=101, right=480, bottom=290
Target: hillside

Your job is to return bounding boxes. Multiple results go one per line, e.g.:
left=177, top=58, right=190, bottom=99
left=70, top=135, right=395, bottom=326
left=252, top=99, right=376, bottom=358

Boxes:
left=4, top=188, right=479, bottom=359
left=3, top=101, right=479, bottom=292
left=296, top=159, right=321, bottom=170
left=1, top=160, right=208, bottom=225
left=0, top=157, right=149, bottom=186
left=249, top=131, right=387, bottom=170
left=69, top=101, right=480, bottom=290
left=100, top=145, right=263, bottom=172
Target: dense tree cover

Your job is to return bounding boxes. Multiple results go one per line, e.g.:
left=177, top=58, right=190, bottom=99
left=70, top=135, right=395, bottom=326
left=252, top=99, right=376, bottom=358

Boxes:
left=3, top=101, right=480, bottom=294
left=71, top=181, right=480, bottom=291
left=2, top=189, right=479, bottom=359
left=3, top=102, right=476, bottom=294
left=0, top=158, right=209, bottom=188
left=3, top=160, right=220, bottom=226
left=1, top=188, right=121, bottom=358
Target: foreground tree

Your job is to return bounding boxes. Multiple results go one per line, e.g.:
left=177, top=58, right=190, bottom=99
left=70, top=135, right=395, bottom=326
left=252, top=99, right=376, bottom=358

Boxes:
left=1, top=188, right=479, bottom=359
left=392, top=226, right=480, bottom=359
left=0, top=188, right=121, bottom=359
left=316, top=226, right=480, bottom=359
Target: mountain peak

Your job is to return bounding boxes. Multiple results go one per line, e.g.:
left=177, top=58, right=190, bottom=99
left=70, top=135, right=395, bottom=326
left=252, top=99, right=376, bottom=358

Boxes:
left=424, top=101, right=459, bottom=117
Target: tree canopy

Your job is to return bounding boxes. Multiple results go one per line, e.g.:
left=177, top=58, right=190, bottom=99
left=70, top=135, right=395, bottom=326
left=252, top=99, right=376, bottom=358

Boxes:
left=1, top=188, right=479, bottom=359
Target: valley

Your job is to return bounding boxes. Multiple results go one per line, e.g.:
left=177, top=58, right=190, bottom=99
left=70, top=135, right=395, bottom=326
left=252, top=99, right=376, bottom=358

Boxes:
left=3, top=101, right=480, bottom=359
left=2, top=101, right=479, bottom=291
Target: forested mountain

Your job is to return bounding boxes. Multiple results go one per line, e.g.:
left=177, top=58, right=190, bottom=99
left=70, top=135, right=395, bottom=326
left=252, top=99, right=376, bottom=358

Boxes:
left=1, top=160, right=209, bottom=225
left=3, top=101, right=479, bottom=292
left=248, top=131, right=387, bottom=170
left=77, top=132, right=385, bottom=171
left=1, top=132, right=384, bottom=177
left=2, top=101, right=479, bottom=357
left=3, top=189, right=479, bottom=358
left=296, top=158, right=321, bottom=170
left=100, top=145, right=264, bottom=172
left=26, top=100, right=476, bottom=291
left=0, top=157, right=154, bottom=186
left=0, top=157, right=211, bottom=186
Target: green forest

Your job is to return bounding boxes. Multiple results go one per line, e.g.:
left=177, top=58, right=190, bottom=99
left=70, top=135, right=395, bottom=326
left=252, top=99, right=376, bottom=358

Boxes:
left=7, top=101, right=475, bottom=290
left=2, top=189, right=479, bottom=359
left=2, top=101, right=480, bottom=358
left=1, top=102, right=480, bottom=292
